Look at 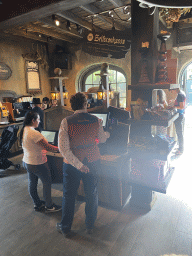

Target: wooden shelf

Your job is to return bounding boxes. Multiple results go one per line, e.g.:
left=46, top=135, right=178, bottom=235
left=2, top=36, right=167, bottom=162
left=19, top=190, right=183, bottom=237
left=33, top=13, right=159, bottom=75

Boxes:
left=128, top=83, right=180, bottom=90
left=49, top=77, right=68, bottom=80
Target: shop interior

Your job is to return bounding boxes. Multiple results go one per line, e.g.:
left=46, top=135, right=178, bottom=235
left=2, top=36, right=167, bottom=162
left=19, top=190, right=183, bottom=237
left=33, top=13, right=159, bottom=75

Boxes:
left=1, top=0, right=192, bottom=255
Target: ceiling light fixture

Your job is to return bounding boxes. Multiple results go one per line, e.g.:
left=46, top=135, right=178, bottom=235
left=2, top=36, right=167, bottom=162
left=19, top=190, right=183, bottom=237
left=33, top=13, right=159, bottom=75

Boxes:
left=87, top=4, right=131, bottom=20
left=108, top=11, right=114, bottom=18
left=47, top=36, right=52, bottom=42
left=123, top=6, right=130, bottom=14
left=52, top=14, right=60, bottom=26
left=76, top=24, right=83, bottom=34
left=66, top=20, right=71, bottom=31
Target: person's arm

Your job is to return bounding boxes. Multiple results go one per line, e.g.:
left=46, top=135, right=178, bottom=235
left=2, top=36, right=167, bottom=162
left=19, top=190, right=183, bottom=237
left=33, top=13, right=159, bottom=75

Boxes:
left=58, top=119, right=89, bottom=173
left=36, top=138, right=59, bottom=152
left=97, top=118, right=110, bottom=143
left=177, top=102, right=185, bottom=110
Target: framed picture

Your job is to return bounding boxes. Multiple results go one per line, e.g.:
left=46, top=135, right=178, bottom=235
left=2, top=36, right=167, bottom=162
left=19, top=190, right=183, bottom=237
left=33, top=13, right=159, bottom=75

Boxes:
left=25, top=60, right=41, bottom=94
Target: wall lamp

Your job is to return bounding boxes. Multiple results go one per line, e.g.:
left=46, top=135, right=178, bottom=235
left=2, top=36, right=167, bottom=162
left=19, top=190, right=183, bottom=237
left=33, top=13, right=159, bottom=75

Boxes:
left=63, top=86, right=68, bottom=99
left=97, top=82, right=106, bottom=101
left=51, top=91, right=60, bottom=100
left=52, top=14, right=60, bottom=26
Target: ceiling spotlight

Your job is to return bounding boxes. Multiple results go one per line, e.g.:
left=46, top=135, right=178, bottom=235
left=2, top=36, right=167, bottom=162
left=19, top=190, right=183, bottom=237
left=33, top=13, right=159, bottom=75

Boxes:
left=47, top=36, right=52, bottom=42
left=108, top=11, right=114, bottom=18
left=52, top=14, right=60, bottom=26
left=55, top=20, right=60, bottom=26
left=123, top=6, right=130, bottom=14
left=76, top=24, right=83, bottom=34
left=66, top=20, right=71, bottom=31
left=0, top=1, right=2, bottom=4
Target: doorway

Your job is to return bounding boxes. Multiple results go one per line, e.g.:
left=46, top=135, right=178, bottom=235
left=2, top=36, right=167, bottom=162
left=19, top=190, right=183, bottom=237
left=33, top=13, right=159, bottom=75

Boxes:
left=180, top=62, right=192, bottom=106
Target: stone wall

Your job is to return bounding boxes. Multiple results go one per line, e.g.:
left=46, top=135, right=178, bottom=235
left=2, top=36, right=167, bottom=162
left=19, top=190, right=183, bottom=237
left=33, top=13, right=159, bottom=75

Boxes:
left=55, top=49, right=131, bottom=107
left=0, top=34, right=131, bottom=107
left=0, top=34, right=51, bottom=101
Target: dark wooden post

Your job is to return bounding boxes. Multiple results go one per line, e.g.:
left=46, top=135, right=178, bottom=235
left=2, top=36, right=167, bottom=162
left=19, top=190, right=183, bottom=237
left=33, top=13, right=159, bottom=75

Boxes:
left=131, top=0, right=159, bottom=85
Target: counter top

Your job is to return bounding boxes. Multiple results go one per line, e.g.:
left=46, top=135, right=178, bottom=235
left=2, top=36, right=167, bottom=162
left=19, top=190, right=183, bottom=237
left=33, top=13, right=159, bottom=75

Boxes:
left=0, top=121, right=23, bottom=129
left=127, top=113, right=179, bottom=127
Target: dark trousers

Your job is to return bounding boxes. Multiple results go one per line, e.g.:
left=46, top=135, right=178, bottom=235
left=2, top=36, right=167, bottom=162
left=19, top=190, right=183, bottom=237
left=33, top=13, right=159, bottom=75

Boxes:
left=23, top=162, right=52, bottom=208
left=175, top=114, right=185, bottom=151
left=60, top=159, right=100, bottom=232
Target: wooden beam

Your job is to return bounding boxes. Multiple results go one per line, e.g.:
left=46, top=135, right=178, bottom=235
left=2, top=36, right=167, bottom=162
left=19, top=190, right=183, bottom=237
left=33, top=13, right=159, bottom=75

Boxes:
left=26, top=23, right=79, bottom=42
left=56, top=11, right=101, bottom=31
left=131, top=0, right=159, bottom=85
left=0, top=0, right=97, bottom=30
left=4, top=25, right=77, bottom=43
left=39, top=17, right=83, bottom=38
left=80, top=4, right=125, bottom=30
left=2, top=30, right=49, bottom=43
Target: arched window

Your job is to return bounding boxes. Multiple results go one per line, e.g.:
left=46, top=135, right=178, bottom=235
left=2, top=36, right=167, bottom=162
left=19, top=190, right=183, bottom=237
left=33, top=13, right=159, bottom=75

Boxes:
left=80, top=65, right=127, bottom=108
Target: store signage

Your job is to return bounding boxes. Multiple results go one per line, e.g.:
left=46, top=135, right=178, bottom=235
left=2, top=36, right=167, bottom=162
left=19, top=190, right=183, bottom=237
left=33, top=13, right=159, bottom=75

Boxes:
left=82, top=30, right=131, bottom=58
left=0, top=62, right=12, bottom=80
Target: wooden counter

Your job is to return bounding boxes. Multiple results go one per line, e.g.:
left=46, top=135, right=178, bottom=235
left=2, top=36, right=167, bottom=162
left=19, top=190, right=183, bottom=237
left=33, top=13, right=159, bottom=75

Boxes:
left=46, top=152, right=132, bottom=210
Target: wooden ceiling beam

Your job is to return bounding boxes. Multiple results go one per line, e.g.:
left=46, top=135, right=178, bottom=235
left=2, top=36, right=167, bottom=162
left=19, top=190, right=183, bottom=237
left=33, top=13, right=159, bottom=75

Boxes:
left=25, top=23, right=79, bottom=42
left=3, top=30, right=49, bottom=43
left=39, top=17, right=83, bottom=38
left=0, top=0, right=97, bottom=30
left=80, top=4, right=124, bottom=30
left=4, top=25, right=77, bottom=43
left=55, top=11, right=102, bottom=31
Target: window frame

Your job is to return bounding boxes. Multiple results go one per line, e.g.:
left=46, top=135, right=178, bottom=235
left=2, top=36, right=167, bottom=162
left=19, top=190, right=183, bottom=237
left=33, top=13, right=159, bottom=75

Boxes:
left=79, top=64, right=127, bottom=108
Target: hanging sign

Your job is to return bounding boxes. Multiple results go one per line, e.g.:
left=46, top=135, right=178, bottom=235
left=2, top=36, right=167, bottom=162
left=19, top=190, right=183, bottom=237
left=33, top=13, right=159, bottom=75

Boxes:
left=0, top=62, right=12, bottom=80
left=82, top=30, right=131, bottom=58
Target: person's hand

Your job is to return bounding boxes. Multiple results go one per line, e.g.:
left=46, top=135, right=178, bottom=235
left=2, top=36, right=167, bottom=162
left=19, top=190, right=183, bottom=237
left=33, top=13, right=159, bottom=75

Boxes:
left=53, top=146, right=59, bottom=153
left=80, top=165, right=89, bottom=174
left=125, top=106, right=131, bottom=112
left=105, top=131, right=110, bottom=139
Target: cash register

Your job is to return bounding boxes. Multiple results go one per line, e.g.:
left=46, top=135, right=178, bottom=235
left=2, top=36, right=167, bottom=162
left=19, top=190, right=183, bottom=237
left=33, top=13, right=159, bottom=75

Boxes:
left=3, top=96, right=32, bottom=122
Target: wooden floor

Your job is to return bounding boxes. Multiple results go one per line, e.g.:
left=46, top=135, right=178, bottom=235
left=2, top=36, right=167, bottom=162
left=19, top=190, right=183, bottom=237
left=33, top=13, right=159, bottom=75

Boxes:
left=1, top=107, right=192, bottom=256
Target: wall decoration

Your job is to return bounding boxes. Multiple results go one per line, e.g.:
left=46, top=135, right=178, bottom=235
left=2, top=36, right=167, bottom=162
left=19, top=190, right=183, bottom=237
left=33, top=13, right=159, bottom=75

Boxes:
left=0, top=62, right=12, bottom=80
left=25, top=60, right=41, bottom=94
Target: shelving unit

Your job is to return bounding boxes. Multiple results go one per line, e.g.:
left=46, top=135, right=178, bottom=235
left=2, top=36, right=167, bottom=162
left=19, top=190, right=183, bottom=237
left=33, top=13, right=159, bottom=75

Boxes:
left=127, top=85, right=179, bottom=210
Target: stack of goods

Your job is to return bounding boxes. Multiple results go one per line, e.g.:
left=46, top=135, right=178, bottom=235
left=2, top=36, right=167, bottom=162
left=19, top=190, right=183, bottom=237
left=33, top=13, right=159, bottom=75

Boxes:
left=142, top=105, right=177, bottom=121
left=128, top=134, right=175, bottom=153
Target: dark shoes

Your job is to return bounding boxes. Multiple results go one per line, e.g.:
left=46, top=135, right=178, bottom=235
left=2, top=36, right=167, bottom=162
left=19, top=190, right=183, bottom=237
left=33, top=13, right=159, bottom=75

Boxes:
left=45, top=203, right=62, bottom=212
left=34, top=202, right=61, bottom=212
left=56, top=223, right=76, bottom=238
left=34, top=200, right=45, bottom=212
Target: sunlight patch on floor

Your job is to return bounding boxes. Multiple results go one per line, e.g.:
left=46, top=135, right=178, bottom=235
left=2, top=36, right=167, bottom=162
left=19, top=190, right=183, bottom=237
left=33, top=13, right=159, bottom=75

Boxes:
left=166, top=106, right=192, bottom=209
